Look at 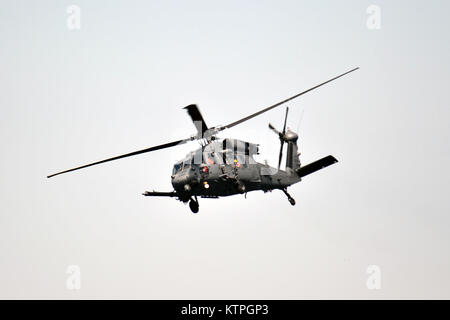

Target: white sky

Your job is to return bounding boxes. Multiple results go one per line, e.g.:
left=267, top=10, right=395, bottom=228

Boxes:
left=1, top=0, right=449, bottom=299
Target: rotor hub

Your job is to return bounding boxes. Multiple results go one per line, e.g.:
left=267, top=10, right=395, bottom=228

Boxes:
left=283, top=130, right=298, bottom=142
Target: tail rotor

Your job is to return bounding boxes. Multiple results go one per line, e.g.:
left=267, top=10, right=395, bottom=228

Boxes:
left=268, top=107, right=289, bottom=170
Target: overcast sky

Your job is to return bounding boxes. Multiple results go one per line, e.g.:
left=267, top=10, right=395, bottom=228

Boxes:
left=1, top=0, right=449, bottom=299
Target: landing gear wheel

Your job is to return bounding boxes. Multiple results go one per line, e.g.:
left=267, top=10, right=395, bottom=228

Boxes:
left=189, top=199, right=199, bottom=213
left=282, top=188, right=296, bottom=206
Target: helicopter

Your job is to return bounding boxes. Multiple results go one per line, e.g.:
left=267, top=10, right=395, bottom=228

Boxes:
left=48, top=67, right=359, bottom=213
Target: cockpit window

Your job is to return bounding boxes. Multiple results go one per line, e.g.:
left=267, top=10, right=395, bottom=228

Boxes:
left=222, top=151, right=233, bottom=165
left=223, top=151, right=247, bottom=165
left=204, top=152, right=217, bottom=165
left=192, top=148, right=203, bottom=166
left=183, top=157, right=191, bottom=170
left=235, top=153, right=246, bottom=165
left=173, top=163, right=182, bottom=174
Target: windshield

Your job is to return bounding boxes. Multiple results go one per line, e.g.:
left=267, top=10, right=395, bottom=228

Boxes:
left=183, top=157, right=191, bottom=170
left=235, top=153, right=246, bottom=165
left=173, top=162, right=182, bottom=174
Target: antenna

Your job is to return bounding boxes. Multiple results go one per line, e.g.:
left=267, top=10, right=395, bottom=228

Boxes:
left=296, top=108, right=305, bottom=133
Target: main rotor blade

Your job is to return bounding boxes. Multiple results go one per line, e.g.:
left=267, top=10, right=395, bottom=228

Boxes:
left=184, top=104, right=208, bottom=137
left=220, top=67, right=359, bottom=130
left=47, top=138, right=189, bottom=178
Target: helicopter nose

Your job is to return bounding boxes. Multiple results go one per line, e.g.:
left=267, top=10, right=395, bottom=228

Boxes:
left=171, top=174, right=191, bottom=189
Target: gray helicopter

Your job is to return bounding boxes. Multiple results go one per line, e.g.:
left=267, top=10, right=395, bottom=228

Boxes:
left=48, top=68, right=358, bottom=213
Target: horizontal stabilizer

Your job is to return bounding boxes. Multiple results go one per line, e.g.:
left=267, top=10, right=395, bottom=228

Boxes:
left=296, top=155, right=338, bottom=178
left=142, top=191, right=178, bottom=197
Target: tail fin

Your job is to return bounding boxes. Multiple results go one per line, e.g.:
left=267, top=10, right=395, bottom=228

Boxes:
left=286, top=140, right=301, bottom=171
left=284, top=129, right=301, bottom=172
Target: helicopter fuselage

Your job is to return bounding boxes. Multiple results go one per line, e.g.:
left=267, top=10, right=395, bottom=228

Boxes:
left=170, top=138, right=301, bottom=202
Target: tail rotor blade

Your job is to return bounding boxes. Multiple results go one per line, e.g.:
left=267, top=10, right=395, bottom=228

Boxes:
left=268, top=123, right=281, bottom=136
left=278, top=140, right=285, bottom=170
left=277, top=107, right=289, bottom=170
left=296, top=108, right=304, bottom=133
left=282, top=107, right=289, bottom=134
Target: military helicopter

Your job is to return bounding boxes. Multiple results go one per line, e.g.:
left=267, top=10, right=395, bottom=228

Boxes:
left=48, top=68, right=358, bottom=213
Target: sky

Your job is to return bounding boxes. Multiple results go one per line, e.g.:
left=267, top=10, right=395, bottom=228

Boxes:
left=0, top=0, right=449, bottom=299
